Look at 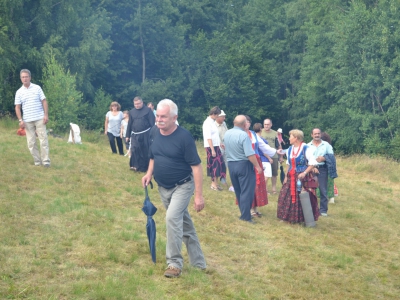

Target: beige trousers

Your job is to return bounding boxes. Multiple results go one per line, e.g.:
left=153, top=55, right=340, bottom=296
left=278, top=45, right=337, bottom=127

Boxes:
left=25, top=119, right=50, bottom=165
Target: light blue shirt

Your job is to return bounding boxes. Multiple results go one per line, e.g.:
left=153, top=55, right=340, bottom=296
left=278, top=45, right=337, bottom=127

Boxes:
left=307, top=140, right=334, bottom=165
left=224, top=126, right=255, bottom=161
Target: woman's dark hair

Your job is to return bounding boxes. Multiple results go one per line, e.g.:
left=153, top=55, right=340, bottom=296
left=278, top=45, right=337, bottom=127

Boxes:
left=253, top=123, right=262, bottom=133
left=209, top=106, right=221, bottom=115
left=321, top=132, right=332, bottom=144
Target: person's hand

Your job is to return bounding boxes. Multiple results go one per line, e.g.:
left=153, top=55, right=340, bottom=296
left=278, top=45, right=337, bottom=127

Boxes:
left=19, top=121, right=25, bottom=129
left=220, top=144, right=225, bottom=150
left=194, top=195, right=205, bottom=212
left=126, top=137, right=129, bottom=142
left=268, top=157, right=273, bottom=163
left=276, top=149, right=285, bottom=155
left=298, top=172, right=307, bottom=180
left=255, top=165, right=262, bottom=174
left=141, top=173, right=152, bottom=188
left=211, top=150, right=216, bottom=157
left=104, top=131, right=107, bottom=135
left=316, top=156, right=325, bottom=163
left=283, top=177, right=287, bottom=185
left=43, top=115, right=49, bottom=125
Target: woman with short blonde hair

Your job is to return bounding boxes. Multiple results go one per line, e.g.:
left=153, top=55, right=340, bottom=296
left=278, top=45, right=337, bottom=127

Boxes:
left=277, top=129, right=319, bottom=224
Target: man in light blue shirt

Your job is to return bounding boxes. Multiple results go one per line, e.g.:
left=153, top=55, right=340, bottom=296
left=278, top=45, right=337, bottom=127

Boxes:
left=224, top=115, right=262, bottom=223
left=308, top=128, right=334, bottom=216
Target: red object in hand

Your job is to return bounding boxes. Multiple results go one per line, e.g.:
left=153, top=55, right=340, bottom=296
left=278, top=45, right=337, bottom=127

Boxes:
left=17, top=128, right=26, bottom=136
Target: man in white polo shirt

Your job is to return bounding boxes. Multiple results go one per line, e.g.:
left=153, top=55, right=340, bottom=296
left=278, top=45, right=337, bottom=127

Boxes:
left=15, top=69, right=51, bottom=167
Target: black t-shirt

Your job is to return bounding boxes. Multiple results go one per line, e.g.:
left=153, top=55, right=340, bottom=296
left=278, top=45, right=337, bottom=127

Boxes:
left=150, top=126, right=201, bottom=189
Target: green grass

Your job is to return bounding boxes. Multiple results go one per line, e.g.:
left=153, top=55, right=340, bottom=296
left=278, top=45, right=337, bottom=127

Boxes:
left=1, top=117, right=400, bottom=299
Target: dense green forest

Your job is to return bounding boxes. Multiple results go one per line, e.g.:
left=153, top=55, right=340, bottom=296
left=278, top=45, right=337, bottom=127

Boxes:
left=1, top=0, right=400, bottom=158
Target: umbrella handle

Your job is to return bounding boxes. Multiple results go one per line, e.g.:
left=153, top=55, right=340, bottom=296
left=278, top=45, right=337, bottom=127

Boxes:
left=145, top=181, right=153, bottom=197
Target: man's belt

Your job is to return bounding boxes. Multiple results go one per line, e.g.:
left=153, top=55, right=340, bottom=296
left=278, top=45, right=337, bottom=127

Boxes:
left=174, top=175, right=191, bottom=186
left=131, top=127, right=151, bottom=135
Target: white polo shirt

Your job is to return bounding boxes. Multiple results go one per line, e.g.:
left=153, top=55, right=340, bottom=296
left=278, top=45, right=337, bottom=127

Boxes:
left=15, top=83, right=46, bottom=122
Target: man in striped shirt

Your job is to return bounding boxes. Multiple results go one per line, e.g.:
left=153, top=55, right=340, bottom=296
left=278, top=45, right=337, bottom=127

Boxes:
left=15, top=69, right=51, bottom=167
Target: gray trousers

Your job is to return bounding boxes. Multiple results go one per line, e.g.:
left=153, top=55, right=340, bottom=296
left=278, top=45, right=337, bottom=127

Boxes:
left=158, top=179, right=206, bottom=270
left=317, top=166, right=329, bottom=213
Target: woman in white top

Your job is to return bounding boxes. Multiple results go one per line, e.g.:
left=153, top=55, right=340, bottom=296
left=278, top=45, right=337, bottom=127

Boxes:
left=202, top=106, right=226, bottom=191
left=104, top=101, right=124, bottom=155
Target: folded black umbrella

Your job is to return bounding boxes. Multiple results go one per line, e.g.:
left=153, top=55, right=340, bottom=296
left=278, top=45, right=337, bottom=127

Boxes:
left=141, top=181, right=157, bottom=263
left=280, top=165, right=285, bottom=184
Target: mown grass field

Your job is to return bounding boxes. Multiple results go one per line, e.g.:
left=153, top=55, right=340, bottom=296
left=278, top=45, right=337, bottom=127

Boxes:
left=1, top=117, right=399, bottom=299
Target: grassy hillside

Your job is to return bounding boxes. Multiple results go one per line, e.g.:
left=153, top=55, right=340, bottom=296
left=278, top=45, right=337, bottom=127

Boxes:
left=1, top=118, right=399, bottom=299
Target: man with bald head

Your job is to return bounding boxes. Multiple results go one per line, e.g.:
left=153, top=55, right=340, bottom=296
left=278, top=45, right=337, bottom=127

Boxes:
left=224, top=115, right=262, bottom=223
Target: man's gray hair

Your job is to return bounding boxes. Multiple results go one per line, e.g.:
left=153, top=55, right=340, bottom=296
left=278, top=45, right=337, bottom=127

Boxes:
left=157, top=99, right=178, bottom=116
left=20, top=69, right=31, bottom=77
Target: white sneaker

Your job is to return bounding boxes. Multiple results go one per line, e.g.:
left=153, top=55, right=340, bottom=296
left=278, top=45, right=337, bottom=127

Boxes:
left=320, top=213, right=328, bottom=217
left=228, top=186, right=235, bottom=192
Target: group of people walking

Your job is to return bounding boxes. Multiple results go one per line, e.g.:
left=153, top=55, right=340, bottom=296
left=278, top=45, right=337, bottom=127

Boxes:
left=104, top=96, right=155, bottom=172
left=108, top=101, right=338, bottom=277
left=15, top=68, right=336, bottom=279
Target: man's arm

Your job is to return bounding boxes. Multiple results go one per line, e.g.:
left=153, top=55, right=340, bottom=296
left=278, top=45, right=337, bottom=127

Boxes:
left=142, top=159, right=154, bottom=187
left=15, top=104, right=25, bottom=128
left=191, top=164, right=205, bottom=212
left=247, top=154, right=262, bottom=174
left=42, top=99, right=49, bottom=124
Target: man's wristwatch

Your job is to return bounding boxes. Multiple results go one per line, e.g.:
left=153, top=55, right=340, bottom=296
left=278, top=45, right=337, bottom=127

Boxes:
left=18, top=119, right=23, bottom=122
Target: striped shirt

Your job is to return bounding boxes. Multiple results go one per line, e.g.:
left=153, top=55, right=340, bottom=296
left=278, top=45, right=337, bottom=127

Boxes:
left=15, top=83, right=46, bottom=122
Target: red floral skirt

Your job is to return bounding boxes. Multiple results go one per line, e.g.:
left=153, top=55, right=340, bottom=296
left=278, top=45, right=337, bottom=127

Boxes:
left=252, top=155, right=268, bottom=208
left=235, top=155, right=268, bottom=208
left=277, top=173, right=320, bottom=223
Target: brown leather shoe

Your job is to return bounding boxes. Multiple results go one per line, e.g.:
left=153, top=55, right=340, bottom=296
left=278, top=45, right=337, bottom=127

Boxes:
left=164, top=265, right=181, bottom=278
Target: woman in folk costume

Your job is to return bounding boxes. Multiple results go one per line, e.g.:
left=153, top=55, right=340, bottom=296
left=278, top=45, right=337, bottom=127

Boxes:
left=277, top=129, right=320, bottom=223
left=243, top=116, right=276, bottom=217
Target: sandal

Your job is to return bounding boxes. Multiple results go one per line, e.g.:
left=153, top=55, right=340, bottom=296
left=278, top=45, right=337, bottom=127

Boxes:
left=210, top=185, right=221, bottom=191
left=256, top=211, right=262, bottom=218
left=251, top=212, right=257, bottom=218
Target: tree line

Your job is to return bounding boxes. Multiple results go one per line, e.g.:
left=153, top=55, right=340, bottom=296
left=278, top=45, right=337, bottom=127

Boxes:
left=1, top=0, right=399, bottom=159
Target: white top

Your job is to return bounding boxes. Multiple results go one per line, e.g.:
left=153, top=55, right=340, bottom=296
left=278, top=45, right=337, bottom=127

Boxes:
left=15, top=83, right=46, bottom=122
left=121, top=119, right=128, bottom=137
left=202, top=116, right=220, bottom=147
left=286, top=143, right=318, bottom=166
left=250, top=132, right=276, bottom=157
left=106, top=111, right=123, bottom=136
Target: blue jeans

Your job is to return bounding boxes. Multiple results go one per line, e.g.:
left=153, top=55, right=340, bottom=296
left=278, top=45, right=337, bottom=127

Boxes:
left=317, top=166, right=328, bottom=213
left=228, top=160, right=256, bottom=221
left=158, top=178, right=206, bottom=270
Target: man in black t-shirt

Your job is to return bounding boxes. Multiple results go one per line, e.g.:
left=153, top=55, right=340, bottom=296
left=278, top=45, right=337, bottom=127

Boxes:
left=142, top=99, right=206, bottom=278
